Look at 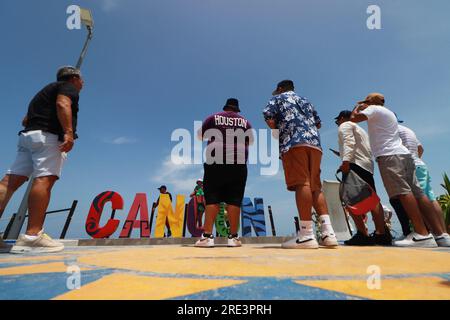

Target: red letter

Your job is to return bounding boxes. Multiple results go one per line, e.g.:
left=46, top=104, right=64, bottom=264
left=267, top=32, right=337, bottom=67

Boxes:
left=85, top=191, right=123, bottom=239
left=119, top=193, right=151, bottom=238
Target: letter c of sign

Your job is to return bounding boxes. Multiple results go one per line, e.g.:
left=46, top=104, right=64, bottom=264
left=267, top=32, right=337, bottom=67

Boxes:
left=85, top=191, right=124, bottom=238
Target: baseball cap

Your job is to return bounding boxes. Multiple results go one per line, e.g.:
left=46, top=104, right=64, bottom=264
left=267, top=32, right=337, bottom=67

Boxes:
left=157, top=185, right=167, bottom=191
left=57, top=66, right=82, bottom=81
left=334, top=110, right=353, bottom=120
left=223, top=98, right=241, bottom=112
left=272, top=80, right=294, bottom=96
left=357, top=92, right=385, bottom=106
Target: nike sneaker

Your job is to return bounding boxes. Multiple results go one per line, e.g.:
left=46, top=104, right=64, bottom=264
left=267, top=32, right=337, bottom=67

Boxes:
left=434, top=233, right=450, bottom=247
left=227, top=234, right=242, bottom=247
left=394, top=232, right=438, bottom=248
left=194, top=233, right=214, bottom=248
left=319, top=232, right=339, bottom=248
left=282, top=234, right=319, bottom=249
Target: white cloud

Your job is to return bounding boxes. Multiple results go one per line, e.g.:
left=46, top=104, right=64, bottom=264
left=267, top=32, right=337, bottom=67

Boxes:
left=106, top=136, right=137, bottom=145
left=413, top=126, right=450, bottom=139
left=100, top=0, right=121, bottom=12
left=151, top=155, right=203, bottom=194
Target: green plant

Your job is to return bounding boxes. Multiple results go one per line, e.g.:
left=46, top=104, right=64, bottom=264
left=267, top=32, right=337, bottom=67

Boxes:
left=437, top=173, right=450, bottom=233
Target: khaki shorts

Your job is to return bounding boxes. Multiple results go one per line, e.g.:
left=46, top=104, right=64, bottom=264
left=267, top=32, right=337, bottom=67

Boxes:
left=281, top=146, right=322, bottom=192
left=377, top=154, right=423, bottom=199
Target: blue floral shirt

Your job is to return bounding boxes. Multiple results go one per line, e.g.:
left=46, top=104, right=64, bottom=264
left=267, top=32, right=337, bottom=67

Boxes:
left=263, top=91, right=322, bottom=155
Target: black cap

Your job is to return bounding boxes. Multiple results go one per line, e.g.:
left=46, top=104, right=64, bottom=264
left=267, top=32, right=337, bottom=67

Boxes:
left=272, top=80, right=295, bottom=96
left=157, top=185, right=167, bottom=191
left=57, top=66, right=81, bottom=81
left=223, top=98, right=241, bottom=112
left=334, top=110, right=353, bottom=120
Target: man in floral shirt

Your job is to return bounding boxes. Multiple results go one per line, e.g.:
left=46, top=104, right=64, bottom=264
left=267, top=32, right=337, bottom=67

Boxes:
left=263, top=80, right=338, bottom=249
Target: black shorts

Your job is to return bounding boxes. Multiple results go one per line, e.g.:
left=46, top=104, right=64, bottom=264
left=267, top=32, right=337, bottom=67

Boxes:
left=203, top=164, right=247, bottom=207
left=349, top=163, right=376, bottom=192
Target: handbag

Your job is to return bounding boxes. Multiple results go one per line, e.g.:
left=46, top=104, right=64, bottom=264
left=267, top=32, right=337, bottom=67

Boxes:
left=336, top=169, right=380, bottom=215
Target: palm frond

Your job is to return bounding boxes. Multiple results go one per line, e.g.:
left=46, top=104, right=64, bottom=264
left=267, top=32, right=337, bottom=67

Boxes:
left=441, top=173, right=450, bottom=195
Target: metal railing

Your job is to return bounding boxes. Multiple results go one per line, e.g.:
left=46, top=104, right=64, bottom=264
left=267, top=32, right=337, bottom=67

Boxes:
left=2, top=200, right=78, bottom=240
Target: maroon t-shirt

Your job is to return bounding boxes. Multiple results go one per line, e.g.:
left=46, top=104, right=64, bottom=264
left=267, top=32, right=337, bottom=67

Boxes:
left=201, top=111, right=253, bottom=164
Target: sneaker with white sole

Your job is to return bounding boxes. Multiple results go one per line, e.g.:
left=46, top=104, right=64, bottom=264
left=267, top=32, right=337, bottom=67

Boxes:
left=194, top=233, right=214, bottom=248
left=282, top=234, right=319, bottom=249
left=319, top=232, right=339, bottom=248
left=434, top=233, right=450, bottom=247
left=10, top=230, right=64, bottom=254
left=394, top=232, right=438, bottom=248
left=227, top=235, right=242, bottom=247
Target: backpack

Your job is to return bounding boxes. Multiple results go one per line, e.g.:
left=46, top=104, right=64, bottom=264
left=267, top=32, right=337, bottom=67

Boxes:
left=336, top=169, right=380, bottom=215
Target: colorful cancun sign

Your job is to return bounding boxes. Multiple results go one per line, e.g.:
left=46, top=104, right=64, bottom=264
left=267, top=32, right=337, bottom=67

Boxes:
left=85, top=192, right=274, bottom=239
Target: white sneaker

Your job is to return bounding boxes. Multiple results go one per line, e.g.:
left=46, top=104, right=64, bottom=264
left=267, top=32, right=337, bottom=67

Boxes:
left=282, top=234, right=319, bottom=249
left=319, top=232, right=339, bottom=248
left=194, top=234, right=214, bottom=248
left=227, top=235, right=242, bottom=247
left=10, top=230, right=64, bottom=254
left=394, top=232, right=438, bottom=248
left=434, top=233, right=450, bottom=247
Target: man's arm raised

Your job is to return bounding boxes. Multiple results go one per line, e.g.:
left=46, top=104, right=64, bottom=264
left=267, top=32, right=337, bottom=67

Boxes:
left=351, top=104, right=369, bottom=123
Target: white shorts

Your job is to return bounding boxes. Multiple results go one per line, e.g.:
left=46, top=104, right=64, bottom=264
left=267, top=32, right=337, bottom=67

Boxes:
left=6, top=131, right=67, bottom=179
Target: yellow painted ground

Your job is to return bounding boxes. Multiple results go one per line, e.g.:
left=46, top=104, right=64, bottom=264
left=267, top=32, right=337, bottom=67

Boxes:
left=0, top=262, right=90, bottom=276
left=1, top=244, right=449, bottom=300
left=77, top=245, right=450, bottom=277
left=55, top=274, right=245, bottom=300
left=296, top=277, right=450, bottom=300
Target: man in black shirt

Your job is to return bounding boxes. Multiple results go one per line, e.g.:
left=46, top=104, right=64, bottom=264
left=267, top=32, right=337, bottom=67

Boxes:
left=0, top=66, right=84, bottom=254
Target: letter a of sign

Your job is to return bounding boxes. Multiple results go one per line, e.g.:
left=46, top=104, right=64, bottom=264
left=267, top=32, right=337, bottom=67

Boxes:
left=119, top=193, right=151, bottom=238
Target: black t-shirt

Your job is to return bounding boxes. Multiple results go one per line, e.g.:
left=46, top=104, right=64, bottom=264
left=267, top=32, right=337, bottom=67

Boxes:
left=24, top=81, right=79, bottom=140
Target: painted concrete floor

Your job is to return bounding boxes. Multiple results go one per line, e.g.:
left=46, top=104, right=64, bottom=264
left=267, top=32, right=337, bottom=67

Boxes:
left=0, top=244, right=449, bottom=300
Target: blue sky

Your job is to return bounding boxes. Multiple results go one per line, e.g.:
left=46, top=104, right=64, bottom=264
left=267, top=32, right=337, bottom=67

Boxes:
left=0, top=0, right=449, bottom=239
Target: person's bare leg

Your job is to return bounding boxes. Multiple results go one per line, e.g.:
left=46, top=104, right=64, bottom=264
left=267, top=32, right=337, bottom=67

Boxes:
left=226, top=204, right=241, bottom=235
left=202, top=204, right=220, bottom=235
left=350, top=213, right=369, bottom=236
left=371, top=203, right=386, bottom=234
left=296, top=185, right=313, bottom=221
left=416, top=195, right=445, bottom=235
left=312, top=189, right=337, bottom=245
left=26, top=176, right=58, bottom=235
left=398, top=193, right=429, bottom=236
left=0, top=174, right=28, bottom=219
left=312, top=190, right=328, bottom=216
left=432, top=200, right=447, bottom=232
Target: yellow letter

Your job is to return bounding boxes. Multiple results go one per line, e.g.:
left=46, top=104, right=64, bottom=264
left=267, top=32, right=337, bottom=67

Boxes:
left=154, top=194, right=185, bottom=238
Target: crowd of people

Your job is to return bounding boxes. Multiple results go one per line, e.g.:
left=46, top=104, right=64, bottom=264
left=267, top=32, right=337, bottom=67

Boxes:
left=196, top=80, right=450, bottom=249
left=0, top=67, right=448, bottom=253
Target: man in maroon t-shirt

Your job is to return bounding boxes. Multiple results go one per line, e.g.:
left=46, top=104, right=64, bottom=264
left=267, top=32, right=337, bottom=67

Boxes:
left=195, top=98, right=253, bottom=248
